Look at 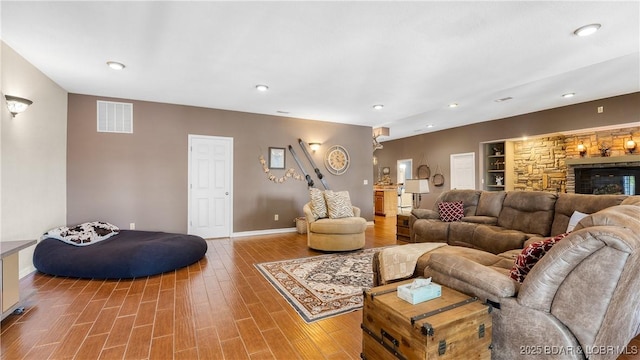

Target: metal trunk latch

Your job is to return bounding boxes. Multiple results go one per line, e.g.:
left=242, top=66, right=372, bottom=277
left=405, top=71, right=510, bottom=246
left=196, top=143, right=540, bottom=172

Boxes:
left=438, top=340, right=447, bottom=355
left=479, top=323, right=485, bottom=338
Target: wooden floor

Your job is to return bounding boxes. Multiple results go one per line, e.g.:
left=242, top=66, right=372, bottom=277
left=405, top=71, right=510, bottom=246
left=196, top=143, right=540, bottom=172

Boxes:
left=2, top=214, right=639, bottom=360
left=0, top=215, right=398, bottom=360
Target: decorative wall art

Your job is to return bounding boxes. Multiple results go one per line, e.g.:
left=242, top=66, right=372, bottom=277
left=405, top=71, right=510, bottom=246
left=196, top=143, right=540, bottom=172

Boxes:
left=259, top=155, right=304, bottom=184
left=269, top=147, right=285, bottom=169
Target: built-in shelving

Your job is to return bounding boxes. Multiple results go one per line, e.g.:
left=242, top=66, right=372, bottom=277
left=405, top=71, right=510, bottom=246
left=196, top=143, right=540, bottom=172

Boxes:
left=485, top=142, right=506, bottom=191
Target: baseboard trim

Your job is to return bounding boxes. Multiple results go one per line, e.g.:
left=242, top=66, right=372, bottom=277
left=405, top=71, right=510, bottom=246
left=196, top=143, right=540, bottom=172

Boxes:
left=20, top=266, right=36, bottom=279
left=232, top=221, right=374, bottom=238
left=232, top=227, right=298, bottom=238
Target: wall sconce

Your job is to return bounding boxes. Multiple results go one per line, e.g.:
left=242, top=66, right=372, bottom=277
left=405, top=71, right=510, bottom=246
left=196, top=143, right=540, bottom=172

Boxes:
left=5, top=95, right=33, bottom=118
left=626, top=137, right=637, bottom=154
left=309, top=143, right=321, bottom=152
left=577, top=141, right=587, bottom=157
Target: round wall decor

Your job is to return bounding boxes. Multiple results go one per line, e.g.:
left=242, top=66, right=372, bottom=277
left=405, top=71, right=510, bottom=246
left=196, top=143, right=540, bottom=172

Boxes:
left=324, top=145, right=350, bottom=175
left=417, top=165, right=431, bottom=179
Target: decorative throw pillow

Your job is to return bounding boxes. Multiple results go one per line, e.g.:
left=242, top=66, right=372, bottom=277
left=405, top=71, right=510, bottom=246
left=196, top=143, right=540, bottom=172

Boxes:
left=324, top=190, right=355, bottom=219
left=309, top=188, right=328, bottom=219
left=566, top=211, right=589, bottom=232
left=438, top=201, right=464, bottom=222
left=510, top=232, right=570, bottom=283
left=42, top=221, right=120, bottom=246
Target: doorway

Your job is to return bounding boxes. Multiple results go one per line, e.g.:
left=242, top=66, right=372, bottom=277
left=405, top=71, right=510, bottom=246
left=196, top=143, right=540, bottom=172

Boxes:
left=188, top=135, right=233, bottom=238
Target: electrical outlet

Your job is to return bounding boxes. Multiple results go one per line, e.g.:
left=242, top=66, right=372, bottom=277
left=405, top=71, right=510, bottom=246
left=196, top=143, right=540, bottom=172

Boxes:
left=598, top=106, right=604, bottom=113
left=274, top=214, right=279, bottom=221
left=363, top=179, right=368, bottom=185
left=129, top=223, right=135, bottom=230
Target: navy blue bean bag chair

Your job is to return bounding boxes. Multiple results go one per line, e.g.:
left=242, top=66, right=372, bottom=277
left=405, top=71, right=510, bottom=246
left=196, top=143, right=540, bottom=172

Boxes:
left=34, top=230, right=207, bottom=279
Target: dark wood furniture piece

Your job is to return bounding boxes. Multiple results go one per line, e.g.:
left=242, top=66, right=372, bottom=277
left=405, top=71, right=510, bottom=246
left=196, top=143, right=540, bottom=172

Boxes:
left=396, top=212, right=411, bottom=243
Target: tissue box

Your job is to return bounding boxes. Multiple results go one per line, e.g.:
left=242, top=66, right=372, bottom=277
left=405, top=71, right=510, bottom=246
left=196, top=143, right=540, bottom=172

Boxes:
left=397, top=282, right=442, bottom=305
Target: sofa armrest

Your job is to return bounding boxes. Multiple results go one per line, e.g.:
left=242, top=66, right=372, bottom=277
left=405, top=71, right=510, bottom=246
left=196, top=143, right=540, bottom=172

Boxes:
left=303, top=203, right=316, bottom=224
left=411, top=208, right=439, bottom=220
left=425, top=252, right=517, bottom=303
left=352, top=206, right=361, bottom=217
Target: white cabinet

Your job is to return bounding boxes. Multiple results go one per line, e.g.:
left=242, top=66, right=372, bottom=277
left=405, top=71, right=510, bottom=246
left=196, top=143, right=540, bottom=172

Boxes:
left=1, top=240, right=36, bottom=320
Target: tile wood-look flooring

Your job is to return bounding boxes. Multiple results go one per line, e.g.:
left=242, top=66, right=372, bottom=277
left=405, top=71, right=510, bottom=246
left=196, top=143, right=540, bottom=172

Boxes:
left=0, top=215, right=397, bottom=360
left=2, top=214, right=639, bottom=360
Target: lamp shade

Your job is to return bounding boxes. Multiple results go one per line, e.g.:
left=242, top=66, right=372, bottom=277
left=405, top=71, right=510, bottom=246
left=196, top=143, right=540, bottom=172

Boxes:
left=404, top=179, right=430, bottom=194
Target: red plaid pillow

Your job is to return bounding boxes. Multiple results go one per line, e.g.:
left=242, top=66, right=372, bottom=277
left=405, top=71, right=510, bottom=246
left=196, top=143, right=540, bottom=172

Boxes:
left=510, top=232, right=570, bottom=283
left=438, top=201, right=464, bottom=222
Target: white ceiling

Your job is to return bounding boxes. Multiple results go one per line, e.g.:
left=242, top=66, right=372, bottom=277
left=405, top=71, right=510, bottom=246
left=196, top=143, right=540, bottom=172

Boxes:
left=1, top=1, right=639, bottom=141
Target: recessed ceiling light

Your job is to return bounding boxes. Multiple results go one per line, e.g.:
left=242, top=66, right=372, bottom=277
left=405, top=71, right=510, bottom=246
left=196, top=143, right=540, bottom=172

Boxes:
left=426, top=124, right=434, bottom=128
left=573, top=23, right=601, bottom=37
left=372, top=104, right=384, bottom=110
left=255, top=84, right=269, bottom=92
left=106, top=61, right=125, bottom=70
left=562, top=92, right=576, bottom=98
left=448, top=103, right=458, bottom=108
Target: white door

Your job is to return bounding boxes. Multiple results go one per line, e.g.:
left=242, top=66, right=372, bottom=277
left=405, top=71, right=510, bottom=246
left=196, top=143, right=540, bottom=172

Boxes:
left=188, top=135, right=233, bottom=238
left=450, top=152, right=476, bottom=189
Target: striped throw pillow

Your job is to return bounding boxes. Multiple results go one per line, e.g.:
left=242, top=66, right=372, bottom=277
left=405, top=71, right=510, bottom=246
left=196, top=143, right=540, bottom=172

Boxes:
left=324, top=190, right=355, bottom=219
left=309, top=188, right=328, bottom=219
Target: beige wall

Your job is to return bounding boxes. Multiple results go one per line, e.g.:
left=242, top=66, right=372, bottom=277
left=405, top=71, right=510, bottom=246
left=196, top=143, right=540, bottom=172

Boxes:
left=1, top=42, right=68, bottom=277
left=378, top=92, right=640, bottom=208
left=67, top=94, right=374, bottom=234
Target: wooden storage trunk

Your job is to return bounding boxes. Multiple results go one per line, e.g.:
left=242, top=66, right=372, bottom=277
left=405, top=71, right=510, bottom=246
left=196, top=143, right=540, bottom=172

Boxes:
left=361, top=279, right=492, bottom=360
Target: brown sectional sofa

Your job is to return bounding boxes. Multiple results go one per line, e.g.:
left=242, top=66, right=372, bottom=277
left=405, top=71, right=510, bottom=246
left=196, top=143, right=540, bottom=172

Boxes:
left=373, top=189, right=640, bottom=360
left=410, top=189, right=629, bottom=254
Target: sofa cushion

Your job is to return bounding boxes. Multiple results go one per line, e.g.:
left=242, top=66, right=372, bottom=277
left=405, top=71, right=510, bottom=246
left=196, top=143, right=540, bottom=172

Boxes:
left=621, top=195, right=640, bottom=206
left=448, top=222, right=478, bottom=248
left=412, top=219, right=449, bottom=243
left=550, top=193, right=626, bottom=236
left=476, top=191, right=506, bottom=217
left=438, top=201, right=464, bottom=222
left=510, top=232, right=569, bottom=283
left=309, top=188, right=328, bottom=219
left=472, top=225, right=527, bottom=254
left=415, top=245, right=506, bottom=278
left=309, top=216, right=367, bottom=234
left=461, top=216, right=498, bottom=225
left=324, top=190, right=355, bottom=219
left=434, top=189, right=481, bottom=217
left=497, top=191, right=557, bottom=237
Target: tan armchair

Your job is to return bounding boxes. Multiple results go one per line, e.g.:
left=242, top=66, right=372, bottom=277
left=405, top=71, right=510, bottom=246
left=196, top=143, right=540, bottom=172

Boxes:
left=302, top=202, right=367, bottom=251
left=424, top=204, right=640, bottom=360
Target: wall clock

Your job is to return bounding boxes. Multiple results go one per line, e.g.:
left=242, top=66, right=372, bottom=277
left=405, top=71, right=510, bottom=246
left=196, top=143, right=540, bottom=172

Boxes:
left=324, top=145, right=350, bottom=175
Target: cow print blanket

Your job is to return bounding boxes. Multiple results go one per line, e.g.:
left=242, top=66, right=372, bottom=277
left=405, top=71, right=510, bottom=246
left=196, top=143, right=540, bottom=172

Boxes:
left=41, top=221, right=120, bottom=246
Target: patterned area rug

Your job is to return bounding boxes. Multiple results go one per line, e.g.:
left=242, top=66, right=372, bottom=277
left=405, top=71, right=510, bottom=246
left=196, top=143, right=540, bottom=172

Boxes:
left=255, top=248, right=381, bottom=323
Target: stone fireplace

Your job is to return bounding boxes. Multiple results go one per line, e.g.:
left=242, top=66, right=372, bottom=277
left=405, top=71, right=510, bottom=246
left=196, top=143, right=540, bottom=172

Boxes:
left=566, top=155, right=640, bottom=194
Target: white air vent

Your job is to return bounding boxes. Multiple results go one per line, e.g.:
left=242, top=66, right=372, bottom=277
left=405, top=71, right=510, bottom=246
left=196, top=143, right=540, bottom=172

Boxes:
left=97, top=100, right=133, bottom=133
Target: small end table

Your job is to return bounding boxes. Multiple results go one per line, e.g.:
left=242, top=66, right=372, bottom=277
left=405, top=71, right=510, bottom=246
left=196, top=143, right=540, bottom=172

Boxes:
left=396, top=212, right=411, bottom=243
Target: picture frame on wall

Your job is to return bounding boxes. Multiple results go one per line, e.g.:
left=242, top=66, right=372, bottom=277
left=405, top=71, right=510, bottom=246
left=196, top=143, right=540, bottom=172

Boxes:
left=269, top=147, right=285, bottom=169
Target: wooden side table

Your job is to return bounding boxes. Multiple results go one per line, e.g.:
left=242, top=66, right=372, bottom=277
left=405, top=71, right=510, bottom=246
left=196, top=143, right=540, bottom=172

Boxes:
left=396, top=212, right=411, bottom=243
left=362, top=279, right=492, bottom=359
